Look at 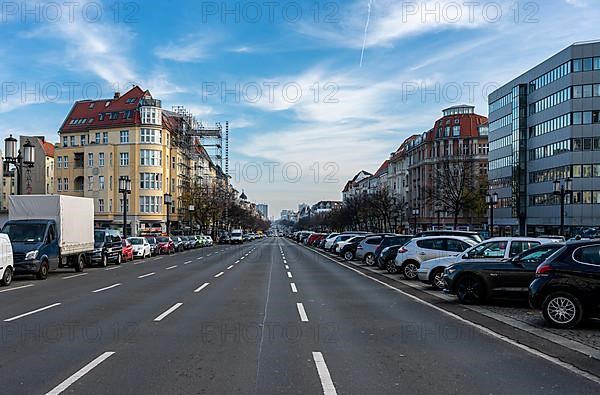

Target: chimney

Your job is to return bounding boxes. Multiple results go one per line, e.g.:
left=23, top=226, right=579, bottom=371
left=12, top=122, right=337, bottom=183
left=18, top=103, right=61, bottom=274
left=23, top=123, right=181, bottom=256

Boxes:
left=114, top=92, right=120, bottom=99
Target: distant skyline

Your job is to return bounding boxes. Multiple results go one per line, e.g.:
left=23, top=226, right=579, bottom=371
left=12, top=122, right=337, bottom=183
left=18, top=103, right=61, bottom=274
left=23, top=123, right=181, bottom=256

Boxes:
left=1, top=0, right=599, bottom=216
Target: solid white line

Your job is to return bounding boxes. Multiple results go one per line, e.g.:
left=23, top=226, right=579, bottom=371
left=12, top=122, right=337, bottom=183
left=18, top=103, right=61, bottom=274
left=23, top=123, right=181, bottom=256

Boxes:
left=312, top=352, right=337, bottom=395
left=290, top=283, right=298, bottom=293
left=298, top=241, right=600, bottom=386
left=285, top=265, right=289, bottom=270
left=296, top=302, right=309, bottom=322
left=227, top=265, right=234, bottom=270
left=105, top=266, right=120, bottom=271
left=4, top=302, right=62, bottom=322
left=166, top=265, right=177, bottom=270
left=92, top=283, right=122, bottom=293
left=62, top=273, right=88, bottom=280
left=184, top=260, right=192, bottom=265
left=137, top=272, right=155, bottom=279
left=45, top=351, right=115, bottom=395
left=0, top=284, right=34, bottom=293
left=154, top=302, right=183, bottom=322
left=194, top=283, right=210, bottom=293
left=287, top=272, right=292, bottom=278
left=214, top=272, right=224, bottom=278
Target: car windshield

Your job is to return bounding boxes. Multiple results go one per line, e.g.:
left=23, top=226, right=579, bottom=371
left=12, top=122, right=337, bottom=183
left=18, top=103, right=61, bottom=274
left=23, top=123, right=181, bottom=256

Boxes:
left=94, top=230, right=106, bottom=243
left=129, top=238, right=143, bottom=245
left=2, top=223, right=46, bottom=242
left=146, top=237, right=156, bottom=244
left=157, top=237, right=169, bottom=242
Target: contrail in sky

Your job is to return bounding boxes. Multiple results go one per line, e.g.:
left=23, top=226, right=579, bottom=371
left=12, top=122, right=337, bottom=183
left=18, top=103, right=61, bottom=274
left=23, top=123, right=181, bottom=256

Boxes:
left=360, top=0, right=373, bottom=68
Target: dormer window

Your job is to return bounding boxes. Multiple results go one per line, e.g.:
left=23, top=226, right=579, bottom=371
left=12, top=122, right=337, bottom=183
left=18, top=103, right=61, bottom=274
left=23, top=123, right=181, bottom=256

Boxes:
left=105, top=101, right=111, bottom=107
left=88, top=102, right=95, bottom=109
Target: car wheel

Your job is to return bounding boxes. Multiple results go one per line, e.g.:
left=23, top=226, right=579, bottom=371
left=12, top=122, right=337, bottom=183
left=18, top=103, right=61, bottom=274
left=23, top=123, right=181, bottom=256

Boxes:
left=402, top=261, right=419, bottom=280
left=36, top=261, right=49, bottom=280
left=116, top=253, right=122, bottom=265
left=456, top=275, right=486, bottom=304
left=364, top=253, right=375, bottom=266
left=343, top=250, right=354, bottom=261
left=386, top=261, right=399, bottom=274
left=101, top=254, right=108, bottom=267
left=430, top=268, right=445, bottom=290
left=1, top=267, right=12, bottom=286
left=75, top=255, right=85, bottom=272
left=542, top=292, right=583, bottom=329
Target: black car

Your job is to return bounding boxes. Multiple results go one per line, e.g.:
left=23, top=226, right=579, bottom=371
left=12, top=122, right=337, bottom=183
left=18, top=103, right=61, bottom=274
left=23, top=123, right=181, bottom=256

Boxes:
left=145, top=237, right=159, bottom=256
left=444, top=243, right=563, bottom=304
left=88, top=229, right=123, bottom=267
left=172, top=236, right=185, bottom=252
left=529, top=240, right=600, bottom=328
left=374, top=235, right=413, bottom=266
left=339, top=236, right=367, bottom=261
left=378, top=245, right=403, bottom=270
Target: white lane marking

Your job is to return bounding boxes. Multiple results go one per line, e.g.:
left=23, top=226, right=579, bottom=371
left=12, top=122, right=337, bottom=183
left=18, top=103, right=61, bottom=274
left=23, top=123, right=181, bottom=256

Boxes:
left=105, top=266, right=120, bottom=271
left=184, top=260, right=192, bottom=265
left=194, top=283, right=210, bottom=293
left=0, top=284, right=34, bottom=293
left=290, top=283, right=298, bottom=293
left=62, top=273, right=88, bottom=280
left=45, top=351, right=115, bottom=395
left=4, top=302, right=62, bottom=322
left=240, top=257, right=245, bottom=260
left=92, top=283, right=122, bottom=293
left=296, top=302, right=309, bottom=322
left=287, top=272, right=292, bottom=278
left=154, top=302, right=183, bottom=322
left=235, top=260, right=240, bottom=264
left=285, top=265, right=289, bottom=270
left=155, top=257, right=163, bottom=261
left=283, top=259, right=287, bottom=264
left=312, top=352, right=337, bottom=395
left=197, top=257, right=204, bottom=260
left=214, top=272, right=224, bottom=278
left=301, top=242, right=600, bottom=386
left=137, top=272, right=155, bottom=279
left=166, top=265, right=178, bottom=270
left=227, top=265, right=234, bottom=270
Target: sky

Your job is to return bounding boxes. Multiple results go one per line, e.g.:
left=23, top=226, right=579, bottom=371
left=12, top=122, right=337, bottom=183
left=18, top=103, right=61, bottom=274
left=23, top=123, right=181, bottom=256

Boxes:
left=0, top=0, right=598, bottom=219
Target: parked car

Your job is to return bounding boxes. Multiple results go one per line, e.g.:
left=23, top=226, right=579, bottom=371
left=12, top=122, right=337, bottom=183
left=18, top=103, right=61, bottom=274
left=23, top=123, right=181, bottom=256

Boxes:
left=338, top=236, right=367, bottom=260
left=529, top=240, right=600, bottom=328
left=374, top=235, right=413, bottom=267
left=128, top=237, right=151, bottom=259
left=0, top=233, right=14, bottom=286
left=378, top=245, right=403, bottom=270
left=323, top=233, right=340, bottom=251
left=393, top=236, right=476, bottom=279
left=121, top=239, right=134, bottom=262
left=231, top=229, right=243, bottom=244
left=443, top=242, right=564, bottom=304
left=145, top=236, right=159, bottom=256
left=156, top=236, right=175, bottom=254
left=415, top=230, right=483, bottom=244
left=172, top=236, right=185, bottom=252
left=418, top=237, right=559, bottom=290
left=306, top=233, right=325, bottom=246
left=89, top=229, right=123, bottom=267
left=356, top=234, right=396, bottom=266
left=332, top=234, right=363, bottom=253
left=336, top=235, right=366, bottom=255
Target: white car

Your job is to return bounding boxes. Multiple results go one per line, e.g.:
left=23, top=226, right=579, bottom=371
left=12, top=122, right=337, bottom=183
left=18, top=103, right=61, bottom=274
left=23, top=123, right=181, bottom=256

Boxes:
left=0, top=233, right=14, bottom=286
left=203, top=235, right=214, bottom=246
left=323, top=233, right=340, bottom=251
left=231, top=229, right=243, bottom=244
left=335, top=235, right=366, bottom=255
left=417, top=237, right=560, bottom=290
left=393, top=236, right=476, bottom=280
left=128, top=237, right=151, bottom=259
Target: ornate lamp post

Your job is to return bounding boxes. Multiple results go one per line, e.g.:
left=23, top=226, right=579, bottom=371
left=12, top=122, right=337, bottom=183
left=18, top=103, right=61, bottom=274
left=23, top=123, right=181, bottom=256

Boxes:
left=188, top=204, right=195, bottom=234
left=119, top=176, right=131, bottom=238
left=553, top=178, right=572, bottom=237
left=412, top=207, right=420, bottom=234
left=164, top=193, right=172, bottom=236
left=4, top=135, right=35, bottom=195
left=485, top=192, right=499, bottom=237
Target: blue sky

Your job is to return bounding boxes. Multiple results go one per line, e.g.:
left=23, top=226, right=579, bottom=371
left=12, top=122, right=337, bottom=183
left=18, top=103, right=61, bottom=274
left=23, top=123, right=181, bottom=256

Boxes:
left=0, top=0, right=598, bottom=218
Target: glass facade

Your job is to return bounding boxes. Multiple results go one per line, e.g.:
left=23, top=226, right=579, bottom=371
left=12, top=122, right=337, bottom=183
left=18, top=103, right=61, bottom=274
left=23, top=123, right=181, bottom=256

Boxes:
left=511, top=84, right=528, bottom=233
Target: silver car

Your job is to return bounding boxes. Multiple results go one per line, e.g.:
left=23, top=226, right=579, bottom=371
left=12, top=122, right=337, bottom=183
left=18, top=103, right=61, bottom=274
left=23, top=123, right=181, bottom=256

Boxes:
left=356, top=235, right=390, bottom=265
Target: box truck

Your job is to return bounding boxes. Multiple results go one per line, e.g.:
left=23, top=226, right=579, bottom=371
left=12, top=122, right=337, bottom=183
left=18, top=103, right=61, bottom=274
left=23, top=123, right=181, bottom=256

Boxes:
left=1, top=195, right=95, bottom=279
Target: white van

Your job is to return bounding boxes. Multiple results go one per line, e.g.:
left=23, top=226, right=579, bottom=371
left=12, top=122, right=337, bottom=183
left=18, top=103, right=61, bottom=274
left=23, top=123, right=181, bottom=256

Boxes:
left=230, top=229, right=243, bottom=244
left=0, top=233, right=15, bottom=286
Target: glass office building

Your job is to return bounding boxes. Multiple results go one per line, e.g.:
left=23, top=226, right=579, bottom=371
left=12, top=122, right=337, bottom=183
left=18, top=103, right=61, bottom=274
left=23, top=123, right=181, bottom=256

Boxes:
left=488, top=41, right=600, bottom=237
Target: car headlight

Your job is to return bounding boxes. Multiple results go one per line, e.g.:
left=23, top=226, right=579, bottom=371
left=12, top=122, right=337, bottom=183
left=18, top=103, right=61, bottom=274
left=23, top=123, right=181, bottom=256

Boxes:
left=25, top=250, right=39, bottom=261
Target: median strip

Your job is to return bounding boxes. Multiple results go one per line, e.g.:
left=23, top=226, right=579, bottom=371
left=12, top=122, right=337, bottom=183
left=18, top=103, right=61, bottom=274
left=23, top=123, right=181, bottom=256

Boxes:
left=4, top=302, right=62, bottom=322
left=154, top=303, right=183, bottom=322
left=92, top=283, right=122, bottom=293
left=45, top=351, right=115, bottom=395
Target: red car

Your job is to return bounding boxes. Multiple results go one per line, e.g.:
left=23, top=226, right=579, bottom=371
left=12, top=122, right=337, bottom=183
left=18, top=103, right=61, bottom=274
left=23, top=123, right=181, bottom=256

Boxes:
left=156, top=236, right=175, bottom=254
left=307, top=233, right=326, bottom=246
left=122, top=239, right=134, bottom=262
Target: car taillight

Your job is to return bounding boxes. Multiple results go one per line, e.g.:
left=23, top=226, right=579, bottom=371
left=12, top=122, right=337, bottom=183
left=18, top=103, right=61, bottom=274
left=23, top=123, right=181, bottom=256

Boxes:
left=535, top=262, right=553, bottom=277
left=398, top=247, right=408, bottom=253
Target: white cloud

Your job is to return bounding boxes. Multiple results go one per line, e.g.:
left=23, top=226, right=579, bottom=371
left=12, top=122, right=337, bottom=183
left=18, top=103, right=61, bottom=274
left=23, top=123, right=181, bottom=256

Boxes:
left=155, top=35, right=216, bottom=62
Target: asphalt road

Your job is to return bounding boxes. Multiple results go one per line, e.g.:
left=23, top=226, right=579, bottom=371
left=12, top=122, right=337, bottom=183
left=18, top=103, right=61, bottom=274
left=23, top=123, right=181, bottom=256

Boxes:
left=1, top=238, right=599, bottom=394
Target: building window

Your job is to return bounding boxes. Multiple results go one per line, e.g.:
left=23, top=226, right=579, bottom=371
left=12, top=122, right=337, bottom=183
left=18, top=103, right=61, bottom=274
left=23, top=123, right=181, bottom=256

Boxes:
left=63, top=156, right=69, bottom=168
left=140, top=150, right=162, bottom=166
left=63, top=178, right=69, bottom=191
left=87, top=153, right=93, bottom=167
left=95, top=133, right=101, bottom=144
left=98, top=199, right=105, bottom=213
left=140, top=129, right=162, bottom=144
left=103, top=132, right=108, bottom=144
left=99, top=176, right=105, bottom=190
left=88, top=176, right=94, bottom=190
left=81, top=135, right=87, bottom=146
left=119, top=152, right=129, bottom=166
left=63, top=136, right=68, bottom=147
left=109, top=153, right=113, bottom=167
left=57, top=156, right=62, bottom=168
left=452, top=126, right=460, bottom=136
left=140, top=173, right=162, bottom=189
left=99, top=152, right=105, bottom=167
left=139, top=196, right=163, bottom=213
left=120, top=130, right=129, bottom=143
left=57, top=179, right=62, bottom=191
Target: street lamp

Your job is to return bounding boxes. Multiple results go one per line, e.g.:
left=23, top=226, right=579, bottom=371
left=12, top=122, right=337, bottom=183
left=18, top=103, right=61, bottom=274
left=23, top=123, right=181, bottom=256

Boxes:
left=4, top=135, right=35, bottom=195
left=412, top=207, right=420, bottom=234
left=188, top=204, right=195, bottom=234
left=164, top=193, right=172, bottom=236
left=119, top=176, right=131, bottom=238
left=553, top=178, right=572, bottom=237
left=485, top=192, right=499, bottom=237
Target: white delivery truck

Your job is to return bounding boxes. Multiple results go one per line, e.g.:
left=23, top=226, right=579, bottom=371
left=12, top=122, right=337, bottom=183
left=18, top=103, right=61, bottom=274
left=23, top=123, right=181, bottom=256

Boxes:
left=1, top=195, right=95, bottom=279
